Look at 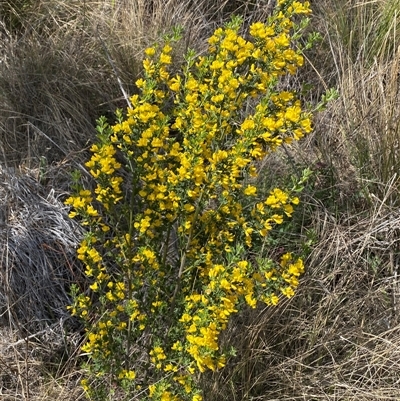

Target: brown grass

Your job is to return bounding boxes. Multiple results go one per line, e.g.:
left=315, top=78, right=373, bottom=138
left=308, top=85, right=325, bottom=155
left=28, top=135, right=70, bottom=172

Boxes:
left=0, top=323, right=85, bottom=400
left=1, top=0, right=400, bottom=400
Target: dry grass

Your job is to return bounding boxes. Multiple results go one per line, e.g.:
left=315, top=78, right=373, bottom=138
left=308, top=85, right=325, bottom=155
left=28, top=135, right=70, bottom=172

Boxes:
left=0, top=0, right=275, bottom=166
left=1, top=0, right=400, bottom=400
left=204, top=195, right=400, bottom=400
left=0, top=323, right=85, bottom=400
left=0, top=164, right=86, bottom=333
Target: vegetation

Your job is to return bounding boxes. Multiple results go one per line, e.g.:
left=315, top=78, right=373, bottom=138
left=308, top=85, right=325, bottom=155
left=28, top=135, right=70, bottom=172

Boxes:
left=1, top=0, right=400, bottom=400
left=66, top=5, right=314, bottom=399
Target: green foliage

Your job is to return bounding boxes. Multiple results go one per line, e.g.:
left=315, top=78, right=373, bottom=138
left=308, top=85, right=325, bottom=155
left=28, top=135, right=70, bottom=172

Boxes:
left=66, top=1, right=314, bottom=400
left=316, top=88, right=339, bottom=112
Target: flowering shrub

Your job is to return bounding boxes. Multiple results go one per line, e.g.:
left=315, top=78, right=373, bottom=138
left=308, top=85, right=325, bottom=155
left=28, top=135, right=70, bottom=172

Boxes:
left=66, top=1, right=313, bottom=400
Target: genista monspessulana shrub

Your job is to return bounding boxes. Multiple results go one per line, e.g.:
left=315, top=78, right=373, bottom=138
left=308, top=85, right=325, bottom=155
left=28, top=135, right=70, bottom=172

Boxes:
left=66, top=1, right=314, bottom=399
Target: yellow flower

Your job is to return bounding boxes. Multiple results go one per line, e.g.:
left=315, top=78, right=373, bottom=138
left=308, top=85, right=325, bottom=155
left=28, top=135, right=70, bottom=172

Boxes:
left=288, top=259, right=304, bottom=276
left=270, top=294, right=279, bottom=305
left=285, top=105, right=301, bottom=123
left=144, top=47, right=156, bottom=56
left=281, top=286, right=295, bottom=298
left=272, top=214, right=283, bottom=224
left=81, top=379, right=89, bottom=392
left=244, top=185, right=257, bottom=196
left=169, top=76, right=181, bottom=92
left=162, top=44, right=172, bottom=53
left=160, top=53, right=172, bottom=64
left=126, top=370, right=136, bottom=380
left=160, top=391, right=173, bottom=401
left=149, top=384, right=156, bottom=397
left=143, top=58, right=155, bottom=73
left=245, top=293, right=257, bottom=308
left=291, top=1, right=311, bottom=14
left=240, top=118, right=255, bottom=132
left=210, top=60, right=224, bottom=70
left=184, top=204, right=195, bottom=213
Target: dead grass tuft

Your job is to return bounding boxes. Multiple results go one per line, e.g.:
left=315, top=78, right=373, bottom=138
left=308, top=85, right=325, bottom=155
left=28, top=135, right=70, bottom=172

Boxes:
left=0, top=165, right=85, bottom=333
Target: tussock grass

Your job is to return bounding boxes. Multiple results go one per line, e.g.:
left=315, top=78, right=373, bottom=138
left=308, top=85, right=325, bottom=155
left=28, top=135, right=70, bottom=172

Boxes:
left=0, top=165, right=85, bottom=332
left=328, top=53, right=400, bottom=202
left=1, top=0, right=400, bottom=400
left=311, top=0, right=400, bottom=205
left=313, top=0, right=400, bottom=68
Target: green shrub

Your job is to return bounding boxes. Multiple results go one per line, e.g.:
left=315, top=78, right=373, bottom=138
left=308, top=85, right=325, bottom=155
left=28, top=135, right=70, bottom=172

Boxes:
left=66, top=1, right=313, bottom=400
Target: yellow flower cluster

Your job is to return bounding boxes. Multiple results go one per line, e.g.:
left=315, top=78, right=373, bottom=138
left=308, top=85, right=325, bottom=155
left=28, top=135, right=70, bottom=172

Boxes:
left=177, top=249, right=304, bottom=373
left=150, top=346, right=167, bottom=369
left=66, top=1, right=313, bottom=400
